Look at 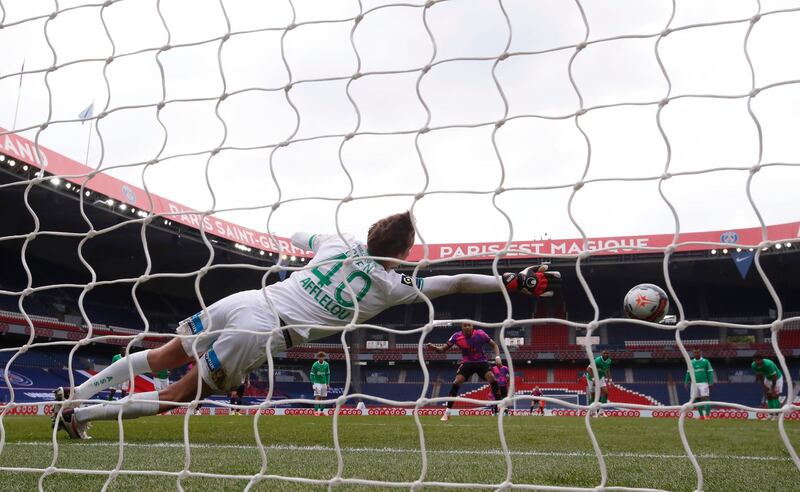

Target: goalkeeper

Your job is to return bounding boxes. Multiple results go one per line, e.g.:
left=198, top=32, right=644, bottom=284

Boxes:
left=53, top=211, right=560, bottom=439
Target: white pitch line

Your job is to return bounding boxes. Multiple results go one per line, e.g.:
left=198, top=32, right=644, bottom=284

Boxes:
left=6, top=441, right=792, bottom=462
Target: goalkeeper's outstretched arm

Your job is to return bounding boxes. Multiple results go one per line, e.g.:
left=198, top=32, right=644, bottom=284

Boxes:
left=420, top=265, right=561, bottom=300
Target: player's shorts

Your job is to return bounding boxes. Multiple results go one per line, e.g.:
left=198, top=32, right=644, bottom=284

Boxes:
left=587, top=377, right=606, bottom=392
left=176, top=289, right=292, bottom=392
left=313, top=383, right=328, bottom=398
left=497, top=385, right=508, bottom=399
left=763, top=377, right=784, bottom=395
left=153, top=377, right=170, bottom=391
left=456, top=361, right=493, bottom=381
left=696, top=382, right=710, bottom=398
left=114, top=383, right=128, bottom=392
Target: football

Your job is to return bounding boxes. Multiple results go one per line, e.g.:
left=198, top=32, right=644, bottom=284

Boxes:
left=623, top=283, right=670, bottom=322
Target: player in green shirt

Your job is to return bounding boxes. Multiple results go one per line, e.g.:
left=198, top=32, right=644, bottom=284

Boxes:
left=311, top=352, right=331, bottom=416
left=152, top=368, right=170, bottom=392
left=684, top=349, right=714, bottom=420
left=586, top=350, right=612, bottom=417
left=107, top=349, right=129, bottom=401
left=752, top=354, right=784, bottom=419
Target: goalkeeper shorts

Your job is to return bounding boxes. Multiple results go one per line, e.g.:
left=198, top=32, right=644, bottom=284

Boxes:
left=696, top=382, right=710, bottom=397
left=176, top=289, right=291, bottom=392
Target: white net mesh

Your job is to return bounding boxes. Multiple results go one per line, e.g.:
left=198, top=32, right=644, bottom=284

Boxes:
left=1, top=0, right=799, bottom=490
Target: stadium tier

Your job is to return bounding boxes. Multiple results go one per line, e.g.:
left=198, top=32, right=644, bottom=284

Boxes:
left=1, top=342, right=793, bottom=412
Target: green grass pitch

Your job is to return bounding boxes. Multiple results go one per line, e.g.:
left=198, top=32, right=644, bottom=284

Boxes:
left=0, top=415, right=797, bottom=491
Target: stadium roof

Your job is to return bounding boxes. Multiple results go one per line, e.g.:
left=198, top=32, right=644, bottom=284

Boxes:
left=2, top=126, right=798, bottom=266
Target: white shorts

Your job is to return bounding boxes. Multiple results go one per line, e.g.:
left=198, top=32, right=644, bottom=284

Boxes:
left=313, top=383, right=328, bottom=398
left=176, top=290, right=289, bottom=392
left=763, top=377, right=784, bottom=395
left=587, top=377, right=606, bottom=392
left=153, top=377, right=170, bottom=391
left=696, top=383, right=710, bottom=398
left=114, top=383, right=128, bottom=392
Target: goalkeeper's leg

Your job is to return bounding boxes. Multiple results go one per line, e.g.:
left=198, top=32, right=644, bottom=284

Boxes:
left=56, top=297, right=239, bottom=406
left=67, top=363, right=213, bottom=429
left=63, top=310, right=287, bottom=434
left=56, top=338, right=194, bottom=404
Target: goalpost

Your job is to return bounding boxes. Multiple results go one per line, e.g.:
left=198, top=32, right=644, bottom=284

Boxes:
left=1, top=0, right=799, bottom=490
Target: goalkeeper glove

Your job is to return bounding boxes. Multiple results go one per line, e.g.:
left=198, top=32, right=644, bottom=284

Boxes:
left=502, top=265, right=561, bottom=297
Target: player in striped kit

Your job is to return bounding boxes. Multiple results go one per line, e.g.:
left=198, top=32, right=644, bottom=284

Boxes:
left=684, top=349, right=714, bottom=420
left=426, top=322, right=504, bottom=422
left=531, top=386, right=545, bottom=415
left=53, top=211, right=560, bottom=439
left=491, top=362, right=510, bottom=415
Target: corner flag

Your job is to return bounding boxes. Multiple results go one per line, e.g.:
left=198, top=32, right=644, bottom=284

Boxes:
left=79, top=102, right=94, bottom=124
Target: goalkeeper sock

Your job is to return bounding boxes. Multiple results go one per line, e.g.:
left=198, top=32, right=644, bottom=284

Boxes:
left=447, top=384, right=460, bottom=409
left=74, top=391, right=161, bottom=423
left=73, top=350, right=152, bottom=401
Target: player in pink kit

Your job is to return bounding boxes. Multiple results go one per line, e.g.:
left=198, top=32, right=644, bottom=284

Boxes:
left=531, top=386, right=545, bottom=415
left=491, top=363, right=510, bottom=415
left=426, top=322, right=503, bottom=421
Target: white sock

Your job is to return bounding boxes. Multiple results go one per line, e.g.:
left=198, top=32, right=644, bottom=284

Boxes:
left=72, top=350, right=152, bottom=401
left=74, top=391, right=161, bottom=423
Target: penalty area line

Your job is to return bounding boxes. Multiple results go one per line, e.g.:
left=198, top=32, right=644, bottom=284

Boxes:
left=6, top=441, right=792, bottom=462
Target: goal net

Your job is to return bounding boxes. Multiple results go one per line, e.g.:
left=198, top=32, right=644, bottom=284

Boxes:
left=1, top=0, right=799, bottom=490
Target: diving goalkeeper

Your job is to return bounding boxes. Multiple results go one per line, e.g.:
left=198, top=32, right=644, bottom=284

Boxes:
left=53, top=211, right=560, bottom=439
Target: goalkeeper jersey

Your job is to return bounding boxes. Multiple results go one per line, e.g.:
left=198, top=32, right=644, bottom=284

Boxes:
left=311, top=361, right=330, bottom=385
left=154, top=369, right=169, bottom=379
left=587, top=356, right=611, bottom=380
left=752, top=359, right=782, bottom=379
left=265, top=233, right=425, bottom=342
left=685, top=357, right=714, bottom=384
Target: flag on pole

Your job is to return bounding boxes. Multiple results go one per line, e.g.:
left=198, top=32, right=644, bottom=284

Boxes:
left=12, top=60, right=26, bottom=129
left=79, top=102, right=94, bottom=124
left=18, top=60, right=25, bottom=88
